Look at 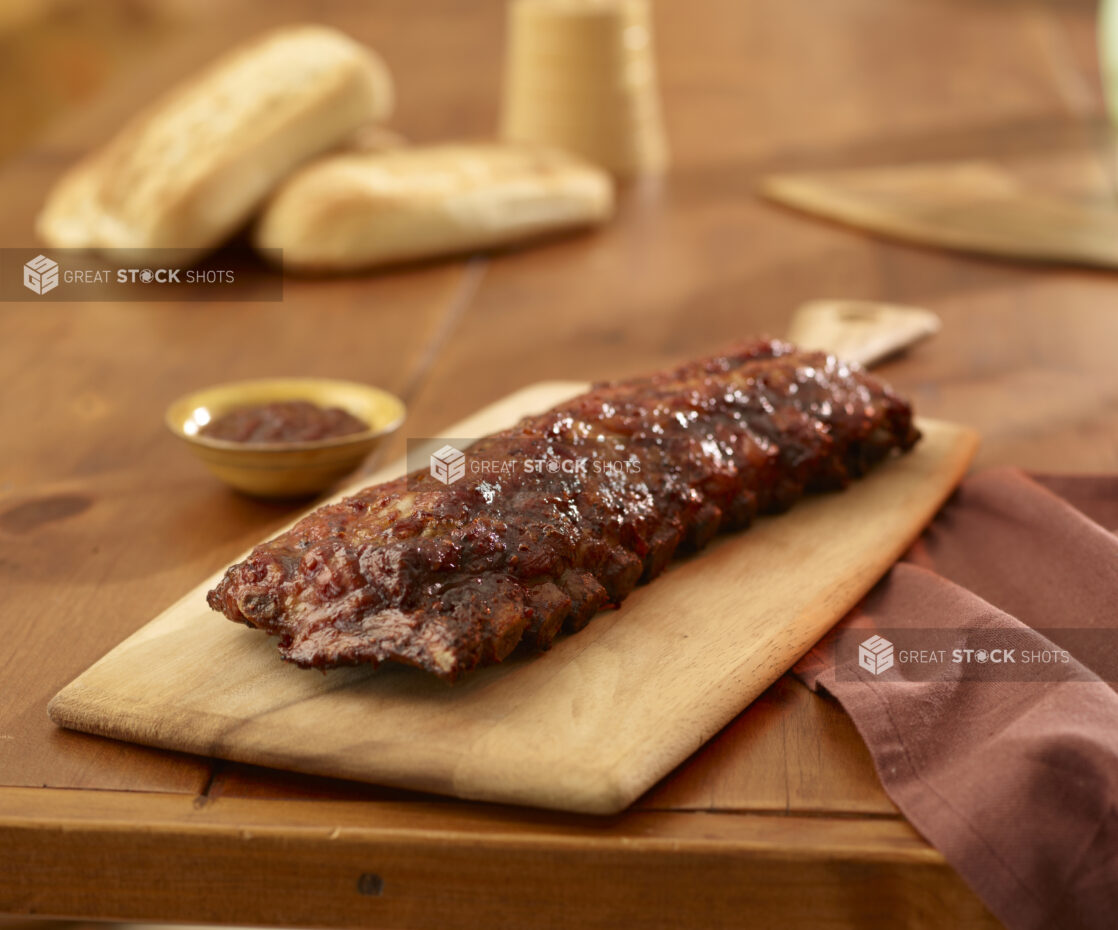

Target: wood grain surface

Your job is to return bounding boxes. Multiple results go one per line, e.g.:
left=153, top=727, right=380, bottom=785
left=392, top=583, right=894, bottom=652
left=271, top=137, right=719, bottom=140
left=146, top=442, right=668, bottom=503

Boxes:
left=0, top=0, right=1112, bottom=925
left=0, top=787, right=999, bottom=930
left=48, top=383, right=976, bottom=814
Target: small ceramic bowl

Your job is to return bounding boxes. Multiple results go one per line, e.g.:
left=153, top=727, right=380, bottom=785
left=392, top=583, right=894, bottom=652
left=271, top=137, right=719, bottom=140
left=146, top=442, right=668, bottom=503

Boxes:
left=166, top=378, right=406, bottom=498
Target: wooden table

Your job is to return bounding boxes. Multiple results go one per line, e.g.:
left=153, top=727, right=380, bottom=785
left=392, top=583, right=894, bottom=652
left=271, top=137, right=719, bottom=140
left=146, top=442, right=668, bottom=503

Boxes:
left=1, top=1, right=1115, bottom=927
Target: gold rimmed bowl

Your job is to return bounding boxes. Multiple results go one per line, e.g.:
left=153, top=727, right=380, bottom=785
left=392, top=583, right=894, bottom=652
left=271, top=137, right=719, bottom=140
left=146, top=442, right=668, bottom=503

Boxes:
left=166, top=378, right=406, bottom=498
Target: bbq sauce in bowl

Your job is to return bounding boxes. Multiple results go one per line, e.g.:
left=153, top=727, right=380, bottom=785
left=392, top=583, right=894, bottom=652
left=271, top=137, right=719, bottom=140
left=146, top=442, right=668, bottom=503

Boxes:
left=166, top=378, right=406, bottom=498
left=200, top=400, right=368, bottom=444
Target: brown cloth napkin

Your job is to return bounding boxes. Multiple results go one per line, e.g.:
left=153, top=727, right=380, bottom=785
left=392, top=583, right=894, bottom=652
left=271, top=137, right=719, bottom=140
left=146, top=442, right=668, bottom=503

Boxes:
left=793, top=468, right=1118, bottom=930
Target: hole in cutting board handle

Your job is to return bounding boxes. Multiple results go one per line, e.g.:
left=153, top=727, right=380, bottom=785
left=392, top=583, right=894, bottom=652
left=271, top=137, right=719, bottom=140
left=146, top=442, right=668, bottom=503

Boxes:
left=838, top=305, right=880, bottom=323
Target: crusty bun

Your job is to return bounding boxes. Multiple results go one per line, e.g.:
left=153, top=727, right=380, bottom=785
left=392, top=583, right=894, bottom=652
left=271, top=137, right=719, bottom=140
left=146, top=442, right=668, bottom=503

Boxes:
left=253, top=141, right=614, bottom=272
left=36, top=25, right=394, bottom=264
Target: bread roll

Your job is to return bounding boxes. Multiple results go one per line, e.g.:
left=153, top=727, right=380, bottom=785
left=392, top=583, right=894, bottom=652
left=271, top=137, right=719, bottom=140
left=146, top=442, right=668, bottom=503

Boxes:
left=36, top=25, right=394, bottom=264
left=253, top=142, right=614, bottom=272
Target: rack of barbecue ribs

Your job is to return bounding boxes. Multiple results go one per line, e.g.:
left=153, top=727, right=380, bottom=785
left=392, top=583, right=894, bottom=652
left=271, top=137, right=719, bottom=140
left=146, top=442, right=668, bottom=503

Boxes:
left=207, top=339, right=920, bottom=681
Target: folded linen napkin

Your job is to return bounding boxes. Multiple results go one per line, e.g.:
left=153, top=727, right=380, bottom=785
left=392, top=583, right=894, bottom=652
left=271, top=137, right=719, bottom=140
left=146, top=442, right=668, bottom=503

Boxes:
left=794, top=468, right=1118, bottom=930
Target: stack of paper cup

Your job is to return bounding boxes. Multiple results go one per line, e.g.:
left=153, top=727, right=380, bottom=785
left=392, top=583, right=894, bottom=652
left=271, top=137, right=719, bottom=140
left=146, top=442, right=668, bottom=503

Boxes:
left=500, top=0, right=669, bottom=177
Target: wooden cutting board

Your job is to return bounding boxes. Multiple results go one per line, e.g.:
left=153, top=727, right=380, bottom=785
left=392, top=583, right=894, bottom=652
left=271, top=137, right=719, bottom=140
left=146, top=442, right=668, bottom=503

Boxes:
left=762, top=161, right=1118, bottom=270
left=49, top=382, right=978, bottom=814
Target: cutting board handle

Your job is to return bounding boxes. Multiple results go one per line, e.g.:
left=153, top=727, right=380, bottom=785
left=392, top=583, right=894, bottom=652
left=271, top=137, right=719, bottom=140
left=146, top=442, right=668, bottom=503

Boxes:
left=786, top=300, right=941, bottom=368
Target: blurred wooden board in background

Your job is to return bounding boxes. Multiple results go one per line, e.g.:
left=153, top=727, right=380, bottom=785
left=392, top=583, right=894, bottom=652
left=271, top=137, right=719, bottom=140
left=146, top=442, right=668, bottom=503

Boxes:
left=763, top=160, right=1118, bottom=270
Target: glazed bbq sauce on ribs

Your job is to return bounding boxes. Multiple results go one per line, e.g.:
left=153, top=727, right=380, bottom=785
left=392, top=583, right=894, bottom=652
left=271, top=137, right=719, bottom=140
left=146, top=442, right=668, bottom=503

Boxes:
left=206, top=339, right=919, bottom=681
